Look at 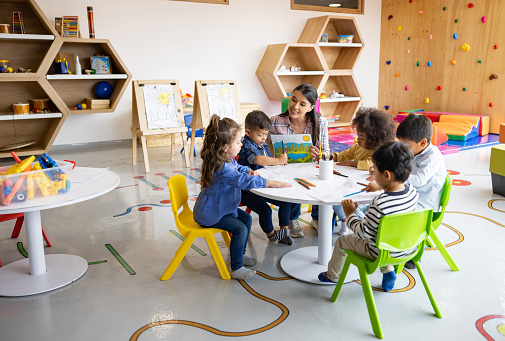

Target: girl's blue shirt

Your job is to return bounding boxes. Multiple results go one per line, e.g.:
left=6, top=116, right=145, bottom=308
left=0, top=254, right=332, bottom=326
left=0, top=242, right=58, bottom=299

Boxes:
left=194, top=158, right=267, bottom=226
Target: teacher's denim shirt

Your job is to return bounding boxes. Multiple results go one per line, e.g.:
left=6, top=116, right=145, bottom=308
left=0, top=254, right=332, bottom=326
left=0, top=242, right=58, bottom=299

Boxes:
left=237, top=135, right=272, bottom=170
left=193, top=158, right=267, bottom=226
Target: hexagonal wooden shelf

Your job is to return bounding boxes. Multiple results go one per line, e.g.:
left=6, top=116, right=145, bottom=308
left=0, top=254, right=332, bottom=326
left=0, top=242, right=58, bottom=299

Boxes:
left=257, top=15, right=364, bottom=127
left=0, top=0, right=131, bottom=158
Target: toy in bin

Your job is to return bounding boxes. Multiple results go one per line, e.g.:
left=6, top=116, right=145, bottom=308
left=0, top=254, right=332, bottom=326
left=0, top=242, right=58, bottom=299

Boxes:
left=338, top=35, right=354, bottom=43
left=0, top=152, right=74, bottom=205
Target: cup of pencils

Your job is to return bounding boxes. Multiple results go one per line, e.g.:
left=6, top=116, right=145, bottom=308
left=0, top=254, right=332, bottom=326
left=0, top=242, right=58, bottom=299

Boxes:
left=319, top=157, right=333, bottom=180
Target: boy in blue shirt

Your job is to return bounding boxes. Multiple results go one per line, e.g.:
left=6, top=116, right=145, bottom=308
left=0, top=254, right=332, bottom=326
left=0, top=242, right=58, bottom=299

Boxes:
left=365, top=113, right=447, bottom=269
left=238, top=110, right=293, bottom=245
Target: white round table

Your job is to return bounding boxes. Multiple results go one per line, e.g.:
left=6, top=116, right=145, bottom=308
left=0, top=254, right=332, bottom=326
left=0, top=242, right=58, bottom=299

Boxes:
left=250, top=163, right=376, bottom=285
left=0, top=167, right=120, bottom=296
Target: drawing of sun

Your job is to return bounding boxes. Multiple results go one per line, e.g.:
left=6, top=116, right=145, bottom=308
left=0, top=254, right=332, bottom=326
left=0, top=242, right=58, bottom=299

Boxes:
left=157, top=92, right=171, bottom=106
left=219, top=86, right=230, bottom=99
left=303, top=136, right=311, bottom=142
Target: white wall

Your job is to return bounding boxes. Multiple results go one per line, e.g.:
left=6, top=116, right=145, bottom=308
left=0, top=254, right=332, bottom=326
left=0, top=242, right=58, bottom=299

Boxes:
left=36, top=0, right=382, bottom=145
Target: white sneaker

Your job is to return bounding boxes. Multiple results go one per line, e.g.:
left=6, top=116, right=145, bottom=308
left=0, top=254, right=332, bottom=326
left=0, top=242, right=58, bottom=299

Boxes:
left=311, top=219, right=318, bottom=232
left=289, top=220, right=304, bottom=238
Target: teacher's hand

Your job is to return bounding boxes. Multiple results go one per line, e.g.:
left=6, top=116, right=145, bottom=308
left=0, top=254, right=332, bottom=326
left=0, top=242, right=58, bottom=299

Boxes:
left=309, top=145, right=320, bottom=162
left=266, top=180, right=292, bottom=188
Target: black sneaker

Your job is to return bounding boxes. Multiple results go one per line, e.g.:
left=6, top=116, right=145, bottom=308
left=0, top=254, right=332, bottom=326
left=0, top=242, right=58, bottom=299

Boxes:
left=404, top=260, right=416, bottom=269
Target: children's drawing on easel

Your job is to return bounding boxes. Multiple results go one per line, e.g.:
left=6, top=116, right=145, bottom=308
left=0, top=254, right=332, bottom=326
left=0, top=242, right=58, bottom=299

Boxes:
left=206, top=83, right=237, bottom=121
left=142, top=84, right=184, bottom=129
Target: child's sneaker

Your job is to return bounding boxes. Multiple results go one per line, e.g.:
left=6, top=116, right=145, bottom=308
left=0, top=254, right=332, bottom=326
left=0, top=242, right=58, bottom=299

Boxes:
left=404, top=259, right=416, bottom=269
left=289, top=220, right=304, bottom=238
left=268, top=229, right=293, bottom=245
left=231, top=267, right=256, bottom=280
left=318, top=272, right=338, bottom=283
left=382, top=271, right=397, bottom=291
left=311, top=219, right=318, bottom=232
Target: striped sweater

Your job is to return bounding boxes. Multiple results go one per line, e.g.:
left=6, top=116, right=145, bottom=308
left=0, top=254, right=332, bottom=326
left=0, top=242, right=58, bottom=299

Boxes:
left=346, top=184, right=419, bottom=258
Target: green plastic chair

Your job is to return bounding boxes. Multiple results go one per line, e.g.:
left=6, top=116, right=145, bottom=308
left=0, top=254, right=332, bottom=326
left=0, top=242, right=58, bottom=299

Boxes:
left=425, top=174, right=459, bottom=271
left=330, top=209, right=442, bottom=339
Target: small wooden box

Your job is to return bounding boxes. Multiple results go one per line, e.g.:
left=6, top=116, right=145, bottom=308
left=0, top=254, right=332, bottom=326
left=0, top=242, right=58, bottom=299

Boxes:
left=86, top=98, right=110, bottom=109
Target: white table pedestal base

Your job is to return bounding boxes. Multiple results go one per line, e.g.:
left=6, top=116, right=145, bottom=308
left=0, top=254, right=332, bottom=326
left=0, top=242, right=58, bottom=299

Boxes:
left=280, top=246, right=359, bottom=285
left=0, top=254, right=88, bottom=297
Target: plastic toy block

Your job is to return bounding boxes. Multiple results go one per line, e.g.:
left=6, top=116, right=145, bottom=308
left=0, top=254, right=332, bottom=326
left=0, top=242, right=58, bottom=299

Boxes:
left=490, top=144, right=505, bottom=176
left=424, top=112, right=489, bottom=136
left=434, top=115, right=480, bottom=141
left=398, top=108, right=424, bottom=114
left=500, top=123, right=505, bottom=144
left=431, top=126, right=449, bottom=146
left=491, top=173, right=505, bottom=197
left=423, top=113, right=441, bottom=123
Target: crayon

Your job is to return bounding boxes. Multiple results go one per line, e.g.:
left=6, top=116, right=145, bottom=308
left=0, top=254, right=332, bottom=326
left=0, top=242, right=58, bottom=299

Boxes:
left=298, top=177, right=316, bottom=187
left=344, top=190, right=364, bottom=197
left=295, top=179, right=310, bottom=190
left=333, top=170, right=348, bottom=178
left=357, top=182, right=367, bottom=186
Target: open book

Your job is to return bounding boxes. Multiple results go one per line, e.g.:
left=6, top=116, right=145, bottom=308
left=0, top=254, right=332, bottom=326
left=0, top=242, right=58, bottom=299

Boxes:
left=271, top=134, right=313, bottom=164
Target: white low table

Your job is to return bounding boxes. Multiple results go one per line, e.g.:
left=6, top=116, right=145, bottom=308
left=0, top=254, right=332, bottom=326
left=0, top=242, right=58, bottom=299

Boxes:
left=251, top=163, right=375, bottom=285
left=0, top=167, right=119, bottom=296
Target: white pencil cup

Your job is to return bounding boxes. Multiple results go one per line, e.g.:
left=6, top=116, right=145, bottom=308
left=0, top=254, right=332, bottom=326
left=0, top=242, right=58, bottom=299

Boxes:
left=319, top=160, right=333, bottom=180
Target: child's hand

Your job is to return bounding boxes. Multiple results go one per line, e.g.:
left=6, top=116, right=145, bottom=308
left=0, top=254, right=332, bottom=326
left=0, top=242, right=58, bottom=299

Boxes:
left=266, top=180, right=292, bottom=188
left=337, top=160, right=358, bottom=167
left=277, top=153, right=288, bottom=165
left=364, top=180, right=381, bottom=192
left=342, top=199, right=358, bottom=216
left=369, top=165, right=375, bottom=175
left=366, top=175, right=375, bottom=181
left=248, top=170, right=259, bottom=176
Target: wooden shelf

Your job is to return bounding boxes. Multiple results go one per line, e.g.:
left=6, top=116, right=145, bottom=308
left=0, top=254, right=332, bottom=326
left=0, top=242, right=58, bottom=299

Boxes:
left=46, top=74, right=129, bottom=80
left=0, top=33, right=54, bottom=40
left=276, top=71, right=325, bottom=76
left=318, top=42, right=362, bottom=47
left=0, top=112, right=62, bottom=120
left=320, top=96, right=361, bottom=102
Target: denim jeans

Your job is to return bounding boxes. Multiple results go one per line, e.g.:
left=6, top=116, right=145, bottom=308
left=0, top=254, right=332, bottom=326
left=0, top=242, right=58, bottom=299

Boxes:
left=290, top=203, right=301, bottom=220
left=206, top=209, right=252, bottom=271
left=241, top=190, right=290, bottom=233
left=333, top=204, right=368, bottom=221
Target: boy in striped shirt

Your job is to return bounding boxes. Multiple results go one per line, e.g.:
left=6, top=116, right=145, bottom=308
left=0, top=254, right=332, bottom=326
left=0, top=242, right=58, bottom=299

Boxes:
left=319, top=142, right=419, bottom=291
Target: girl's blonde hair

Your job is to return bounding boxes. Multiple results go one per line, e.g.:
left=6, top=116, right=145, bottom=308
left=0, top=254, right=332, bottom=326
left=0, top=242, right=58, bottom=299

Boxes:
left=200, top=114, right=241, bottom=189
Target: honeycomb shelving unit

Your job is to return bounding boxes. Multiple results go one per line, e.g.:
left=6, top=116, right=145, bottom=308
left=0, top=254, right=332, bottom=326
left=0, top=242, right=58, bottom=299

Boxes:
left=0, top=0, right=131, bottom=158
left=256, top=15, right=364, bottom=127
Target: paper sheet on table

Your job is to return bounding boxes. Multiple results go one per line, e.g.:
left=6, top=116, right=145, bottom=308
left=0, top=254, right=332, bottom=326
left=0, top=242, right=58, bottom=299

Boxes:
left=71, top=167, right=109, bottom=183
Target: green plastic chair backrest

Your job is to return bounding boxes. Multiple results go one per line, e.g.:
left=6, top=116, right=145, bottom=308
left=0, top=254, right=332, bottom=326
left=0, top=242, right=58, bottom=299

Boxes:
left=432, top=174, right=452, bottom=229
left=376, top=208, right=433, bottom=253
left=167, top=174, right=190, bottom=216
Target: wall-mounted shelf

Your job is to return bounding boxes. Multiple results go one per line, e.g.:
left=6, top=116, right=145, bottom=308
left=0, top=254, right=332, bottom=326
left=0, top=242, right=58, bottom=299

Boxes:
left=318, top=42, right=362, bottom=47
left=320, top=96, right=361, bottom=103
left=0, top=33, right=54, bottom=40
left=276, top=71, right=325, bottom=76
left=46, top=74, right=129, bottom=80
left=0, top=112, right=62, bottom=120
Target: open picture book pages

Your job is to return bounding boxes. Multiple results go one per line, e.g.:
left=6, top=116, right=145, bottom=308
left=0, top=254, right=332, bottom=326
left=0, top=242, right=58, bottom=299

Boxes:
left=271, top=134, right=313, bottom=163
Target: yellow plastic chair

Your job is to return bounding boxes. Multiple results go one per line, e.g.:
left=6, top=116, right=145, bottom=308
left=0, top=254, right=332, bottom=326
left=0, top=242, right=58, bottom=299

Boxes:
left=425, top=174, right=459, bottom=271
left=160, top=174, right=231, bottom=280
left=330, top=209, right=442, bottom=339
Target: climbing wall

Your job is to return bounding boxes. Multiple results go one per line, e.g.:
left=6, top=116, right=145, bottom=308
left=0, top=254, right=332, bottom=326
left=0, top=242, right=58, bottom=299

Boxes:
left=379, top=0, right=505, bottom=134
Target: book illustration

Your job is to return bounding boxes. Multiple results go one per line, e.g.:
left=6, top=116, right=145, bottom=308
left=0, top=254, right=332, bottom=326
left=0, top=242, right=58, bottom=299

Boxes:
left=90, top=56, right=110, bottom=74
left=206, top=83, right=237, bottom=121
left=142, top=84, right=184, bottom=129
left=271, top=134, right=312, bottom=163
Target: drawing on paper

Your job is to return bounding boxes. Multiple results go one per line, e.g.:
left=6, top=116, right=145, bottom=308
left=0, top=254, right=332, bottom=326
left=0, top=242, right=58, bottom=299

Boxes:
left=142, top=84, right=183, bottom=129
left=206, top=83, right=237, bottom=121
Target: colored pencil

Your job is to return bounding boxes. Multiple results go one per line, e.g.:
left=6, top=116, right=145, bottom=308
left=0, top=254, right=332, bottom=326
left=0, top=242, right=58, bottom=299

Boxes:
left=333, top=170, right=348, bottom=178
left=344, top=190, right=363, bottom=197
left=357, top=182, right=367, bottom=186
left=295, top=179, right=311, bottom=190
left=295, top=178, right=316, bottom=187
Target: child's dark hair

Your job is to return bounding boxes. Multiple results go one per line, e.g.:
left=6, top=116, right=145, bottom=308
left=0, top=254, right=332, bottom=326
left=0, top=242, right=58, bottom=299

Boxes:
left=200, top=115, right=241, bottom=189
left=279, top=83, right=322, bottom=146
left=396, top=113, right=433, bottom=142
left=352, top=107, right=396, bottom=150
left=245, top=110, right=272, bottom=131
left=371, top=141, right=413, bottom=182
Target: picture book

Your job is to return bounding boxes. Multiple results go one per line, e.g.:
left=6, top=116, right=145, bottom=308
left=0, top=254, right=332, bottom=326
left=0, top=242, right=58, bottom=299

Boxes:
left=271, top=134, right=313, bottom=164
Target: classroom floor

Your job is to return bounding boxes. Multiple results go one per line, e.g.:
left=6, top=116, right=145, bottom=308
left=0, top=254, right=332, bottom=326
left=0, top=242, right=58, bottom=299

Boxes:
left=0, top=141, right=504, bottom=341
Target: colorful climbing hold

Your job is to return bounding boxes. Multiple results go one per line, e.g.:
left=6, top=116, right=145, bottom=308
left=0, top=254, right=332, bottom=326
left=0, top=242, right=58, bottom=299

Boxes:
left=463, top=87, right=467, bottom=91
left=429, top=34, right=433, bottom=40
left=405, top=85, right=409, bottom=91
left=451, top=59, right=457, bottom=65
left=397, top=26, right=402, bottom=31
left=409, top=0, right=412, bottom=3
left=489, top=103, right=493, bottom=107
left=427, top=61, right=432, bottom=67
left=425, top=98, right=430, bottom=104
left=386, top=60, right=391, bottom=65
left=494, top=44, right=498, bottom=49
left=489, top=74, right=498, bottom=80
left=481, top=16, right=486, bottom=23
left=407, top=49, right=411, bottom=54
left=385, top=105, right=390, bottom=110
left=455, top=19, right=459, bottom=23
left=436, top=85, right=442, bottom=90
left=462, top=43, right=471, bottom=51
left=467, top=3, right=474, bottom=8
left=418, top=10, right=423, bottom=14
left=388, top=15, right=393, bottom=20
left=395, top=73, right=400, bottom=77
left=478, top=59, right=482, bottom=63
left=443, top=7, right=447, bottom=11
left=453, top=33, right=458, bottom=39
left=408, top=37, right=411, bottom=40
left=416, top=61, right=420, bottom=66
